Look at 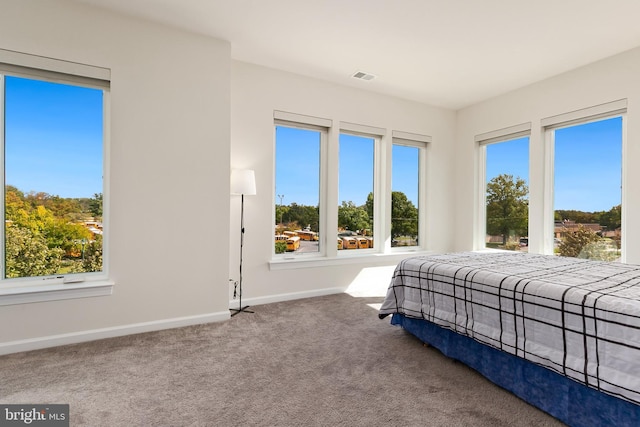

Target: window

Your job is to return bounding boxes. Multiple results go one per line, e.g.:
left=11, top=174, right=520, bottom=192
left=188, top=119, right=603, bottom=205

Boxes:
left=391, top=142, right=422, bottom=248
left=4, top=76, right=104, bottom=280
left=272, top=112, right=430, bottom=265
left=475, top=102, right=626, bottom=261
left=547, top=115, right=623, bottom=261
left=474, top=123, right=531, bottom=251
left=476, top=124, right=530, bottom=251
left=338, top=132, right=375, bottom=251
left=274, top=121, right=326, bottom=255
left=484, top=137, right=529, bottom=250
left=0, top=50, right=109, bottom=289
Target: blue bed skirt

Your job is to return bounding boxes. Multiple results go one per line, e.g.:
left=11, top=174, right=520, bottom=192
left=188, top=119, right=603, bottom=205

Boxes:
left=391, top=314, right=640, bottom=427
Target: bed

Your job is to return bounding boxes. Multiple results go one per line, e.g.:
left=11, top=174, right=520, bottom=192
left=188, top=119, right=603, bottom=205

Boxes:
left=379, top=252, right=640, bottom=427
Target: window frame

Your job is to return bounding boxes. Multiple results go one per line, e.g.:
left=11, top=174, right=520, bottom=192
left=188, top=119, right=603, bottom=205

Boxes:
left=337, top=128, right=381, bottom=255
left=0, top=49, right=112, bottom=305
left=270, top=114, right=432, bottom=269
left=390, top=136, right=428, bottom=253
left=475, top=101, right=628, bottom=260
left=475, top=123, right=532, bottom=251
left=273, top=114, right=330, bottom=260
left=541, top=100, right=627, bottom=260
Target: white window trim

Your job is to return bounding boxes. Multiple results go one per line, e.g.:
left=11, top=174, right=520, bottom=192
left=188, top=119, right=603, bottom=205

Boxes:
left=475, top=123, right=532, bottom=250
left=542, top=100, right=627, bottom=260
left=269, top=250, right=434, bottom=270
left=0, top=48, right=110, bottom=88
left=270, top=119, right=433, bottom=270
left=390, top=134, right=429, bottom=253
left=0, top=50, right=113, bottom=305
left=337, top=126, right=382, bottom=255
left=0, top=280, right=114, bottom=306
left=273, top=113, right=330, bottom=260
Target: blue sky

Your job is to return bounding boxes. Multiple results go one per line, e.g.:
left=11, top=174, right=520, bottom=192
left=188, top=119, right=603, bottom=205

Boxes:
left=338, top=133, right=374, bottom=206
left=275, top=126, right=320, bottom=207
left=278, top=116, right=622, bottom=213
left=391, top=144, right=419, bottom=204
left=6, top=76, right=619, bottom=212
left=4, top=76, right=103, bottom=199
left=275, top=126, right=419, bottom=207
left=486, top=116, right=622, bottom=212
left=554, top=117, right=622, bottom=212
left=486, top=136, right=530, bottom=187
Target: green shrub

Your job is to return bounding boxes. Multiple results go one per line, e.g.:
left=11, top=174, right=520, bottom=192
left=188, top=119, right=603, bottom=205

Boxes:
left=275, top=240, right=287, bottom=254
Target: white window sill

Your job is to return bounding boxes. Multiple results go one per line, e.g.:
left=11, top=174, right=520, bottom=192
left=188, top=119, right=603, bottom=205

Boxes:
left=0, top=280, right=114, bottom=306
left=269, top=249, right=433, bottom=270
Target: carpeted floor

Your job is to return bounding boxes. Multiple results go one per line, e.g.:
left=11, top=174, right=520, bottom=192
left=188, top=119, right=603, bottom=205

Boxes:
left=0, top=293, right=565, bottom=426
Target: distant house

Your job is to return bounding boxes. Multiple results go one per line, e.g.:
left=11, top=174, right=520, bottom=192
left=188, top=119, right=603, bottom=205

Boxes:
left=554, top=220, right=602, bottom=239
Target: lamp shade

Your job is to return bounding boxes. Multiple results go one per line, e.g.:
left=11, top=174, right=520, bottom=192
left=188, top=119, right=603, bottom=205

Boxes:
left=230, top=169, right=257, bottom=195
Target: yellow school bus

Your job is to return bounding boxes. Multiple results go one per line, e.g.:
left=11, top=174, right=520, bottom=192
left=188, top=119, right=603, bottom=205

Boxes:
left=355, top=236, right=369, bottom=249
left=286, top=236, right=301, bottom=251
left=341, top=236, right=358, bottom=249
left=297, top=230, right=318, bottom=241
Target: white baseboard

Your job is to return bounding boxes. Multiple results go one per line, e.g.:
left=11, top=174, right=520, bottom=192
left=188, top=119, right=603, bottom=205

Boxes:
left=2, top=288, right=346, bottom=356
left=0, top=311, right=230, bottom=356
left=229, top=287, right=345, bottom=308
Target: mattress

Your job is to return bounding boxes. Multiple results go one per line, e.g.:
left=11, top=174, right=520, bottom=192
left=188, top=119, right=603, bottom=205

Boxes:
left=378, top=251, right=640, bottom=405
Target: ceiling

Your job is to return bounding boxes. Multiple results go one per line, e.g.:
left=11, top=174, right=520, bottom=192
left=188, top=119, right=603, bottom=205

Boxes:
left=74, top=0, right=640, bottom=110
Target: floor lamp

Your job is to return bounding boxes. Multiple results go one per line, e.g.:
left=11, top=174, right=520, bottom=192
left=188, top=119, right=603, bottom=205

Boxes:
left=230, top=169, right=256, bottom=316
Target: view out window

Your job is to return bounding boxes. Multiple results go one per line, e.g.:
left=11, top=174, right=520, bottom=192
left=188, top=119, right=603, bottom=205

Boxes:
left=274, top=124, right=322, bottom=254
left=484, top=136, right=529, bottom=250
left=3, top=75, right=104, bottom=280
left=391, top=143, right=420, bottom=247
left=551, top=116, right=622, bottom=261
left=338, top=133, right=375, bottom=251
left=272, top=114, right=430, bottom=263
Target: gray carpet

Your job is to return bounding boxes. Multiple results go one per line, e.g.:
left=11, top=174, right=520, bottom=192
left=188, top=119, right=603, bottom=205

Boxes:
left=0, top=293, right=565, bottom=426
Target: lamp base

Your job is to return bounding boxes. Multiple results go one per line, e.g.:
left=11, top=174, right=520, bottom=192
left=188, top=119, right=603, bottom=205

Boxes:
left=230, top=306, right=254, bottom=316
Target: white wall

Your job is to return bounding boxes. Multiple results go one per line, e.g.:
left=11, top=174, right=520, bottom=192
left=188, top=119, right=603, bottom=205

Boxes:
left=230, top=61, right=456, bottom=303
left=0, top=0, right=231, bottom=350
left=455, top=46, right=640, bottom=264
left=12, top=0, right=636, bottom=353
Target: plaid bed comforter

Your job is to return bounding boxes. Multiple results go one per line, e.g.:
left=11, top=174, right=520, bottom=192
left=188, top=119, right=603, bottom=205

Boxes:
left=379, top=252, right=640, bottom=405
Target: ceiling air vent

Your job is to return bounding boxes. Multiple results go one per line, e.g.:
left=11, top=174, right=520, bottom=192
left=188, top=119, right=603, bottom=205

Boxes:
left=352, top=71, right=376, bottom=81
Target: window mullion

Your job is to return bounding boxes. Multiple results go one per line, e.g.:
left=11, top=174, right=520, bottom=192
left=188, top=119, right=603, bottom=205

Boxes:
left=373, top=135, right=384, bottom=251
left=324, top=128, right=338, bottom=258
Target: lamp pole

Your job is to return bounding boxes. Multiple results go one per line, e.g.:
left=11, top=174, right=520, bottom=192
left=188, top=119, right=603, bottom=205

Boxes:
left=230, top=169, right=256, bottom=316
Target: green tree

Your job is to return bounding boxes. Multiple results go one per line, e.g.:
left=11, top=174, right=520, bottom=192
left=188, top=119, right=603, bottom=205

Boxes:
left=598, top=204, right=621, bottom=231
left=286, top=203, right=319, bottom=232
left=486, top=174, right=528, bottom=245
left=44, top=219, right=92, bottom=256
left=365, top=193, right=374, bottom=225
left=89, top=193, right=103, bottom=219
left=25, top=192, right=85, bottom=221
left=274, top=240, right=287, bottom=254
left=5, top=186, right=26, bottom=219
left=338, top=201, right=370, bottom=232
left=558, top=225, right=617, bottom=261
left=4, top=185, right=103, bottom=276
left=5, top=226, right=63, bottom=278
left=275, top=204, right=290, bottom=225
left=82, top=234, right=103, bottom=272
left=555, top=209, right=598, bottom=224
left=390, top=191, right=418, bottom=239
